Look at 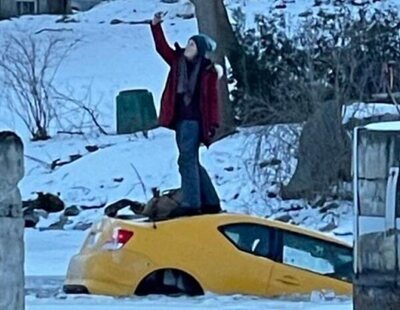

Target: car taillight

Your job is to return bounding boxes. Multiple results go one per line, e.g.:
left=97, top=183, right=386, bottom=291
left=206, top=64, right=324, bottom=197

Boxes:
left=116, top=229, right=134, bottom=245
left=102, top=228, right=134, bottom=250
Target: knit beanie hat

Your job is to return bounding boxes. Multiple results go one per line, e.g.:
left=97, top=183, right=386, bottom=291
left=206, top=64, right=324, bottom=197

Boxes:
left=189, top=34, right=217, bottom=57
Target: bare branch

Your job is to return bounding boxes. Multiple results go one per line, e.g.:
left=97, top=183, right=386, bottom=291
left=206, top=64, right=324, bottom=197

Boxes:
left=130, top=163, right=148, bottom=201
left=35, top=28, right=73, bottom=35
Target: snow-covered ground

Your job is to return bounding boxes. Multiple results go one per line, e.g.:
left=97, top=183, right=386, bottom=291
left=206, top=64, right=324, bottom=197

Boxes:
left=26, top=295, right=352, bottom=310
left=1, top=0, right=398, bottom=308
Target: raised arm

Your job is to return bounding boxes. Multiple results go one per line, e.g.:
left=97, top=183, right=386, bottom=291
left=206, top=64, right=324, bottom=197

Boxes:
left=150, top=12, right=175, bottom=66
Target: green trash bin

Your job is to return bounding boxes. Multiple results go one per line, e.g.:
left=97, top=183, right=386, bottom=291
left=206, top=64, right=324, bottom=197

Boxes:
left=116, top=89, right=158, bottom=134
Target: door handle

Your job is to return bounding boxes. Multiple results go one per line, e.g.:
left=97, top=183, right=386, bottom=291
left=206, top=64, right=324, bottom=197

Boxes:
left=276, top=275, right=300, bottom=286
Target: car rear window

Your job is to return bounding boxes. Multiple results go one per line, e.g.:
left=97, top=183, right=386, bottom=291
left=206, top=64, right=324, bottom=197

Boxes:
left=281, top=231, right=353, bottom=282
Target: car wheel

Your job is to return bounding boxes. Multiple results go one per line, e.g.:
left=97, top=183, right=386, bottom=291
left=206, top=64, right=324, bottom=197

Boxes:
left=135, top=269, right=203, bottom=296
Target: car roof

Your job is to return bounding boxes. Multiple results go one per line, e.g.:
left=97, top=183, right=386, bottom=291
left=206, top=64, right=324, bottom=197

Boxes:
left=122, top=212, right=351, bottom=248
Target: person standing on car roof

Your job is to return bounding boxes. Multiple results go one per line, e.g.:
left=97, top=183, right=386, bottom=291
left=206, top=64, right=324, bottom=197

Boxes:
left=150, top=11, right=222, bottom=218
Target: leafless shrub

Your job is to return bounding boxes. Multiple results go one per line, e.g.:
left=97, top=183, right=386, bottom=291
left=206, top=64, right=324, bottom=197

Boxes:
left=0, top=33, right=80, bottom=140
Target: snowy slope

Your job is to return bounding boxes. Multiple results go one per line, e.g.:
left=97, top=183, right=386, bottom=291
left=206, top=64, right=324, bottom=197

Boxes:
left=20, top=126, right=297, bottom=226
left=0, top=0, right=197, bottom=138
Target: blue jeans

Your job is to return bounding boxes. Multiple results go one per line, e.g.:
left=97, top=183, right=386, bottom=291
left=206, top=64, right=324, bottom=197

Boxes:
left=175, top=120, right=219, bottom=209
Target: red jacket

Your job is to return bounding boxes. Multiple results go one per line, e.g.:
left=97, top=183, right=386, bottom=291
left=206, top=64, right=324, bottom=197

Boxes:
left=150, top=23, right=220, bottom=147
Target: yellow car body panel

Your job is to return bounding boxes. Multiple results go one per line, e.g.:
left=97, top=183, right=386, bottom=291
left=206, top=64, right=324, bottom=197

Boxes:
left=268, top=262, right=350, bottom=296
left=64, top=213, right=352, bottom=297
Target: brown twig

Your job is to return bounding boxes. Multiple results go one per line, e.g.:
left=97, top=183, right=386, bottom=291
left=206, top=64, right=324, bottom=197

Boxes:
left=110, top=19, right=152, bottom=25
left=57, top=130, right=84, bottom=135
left=35, top=28, right=73, bottom=35
left=130, top=163, right=148, bottom=201
left=24, top=155, right=52, bottom=169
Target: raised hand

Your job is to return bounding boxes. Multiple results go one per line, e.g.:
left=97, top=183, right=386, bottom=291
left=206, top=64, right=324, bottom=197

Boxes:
left=152, top=11, right=167, bottom=26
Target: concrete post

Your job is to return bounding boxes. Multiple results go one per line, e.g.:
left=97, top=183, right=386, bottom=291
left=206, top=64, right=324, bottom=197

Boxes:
left=0, top=131, right=25, bottom=310
left=353, top=125, right=400, bottom=310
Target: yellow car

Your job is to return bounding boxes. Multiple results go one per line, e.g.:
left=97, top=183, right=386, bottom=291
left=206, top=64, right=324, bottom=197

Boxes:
left=63, top=213, right=352, bottom=297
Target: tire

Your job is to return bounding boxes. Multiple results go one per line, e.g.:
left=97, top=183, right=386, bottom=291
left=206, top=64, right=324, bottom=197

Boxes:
left=135, top=269, right=203, bottom=296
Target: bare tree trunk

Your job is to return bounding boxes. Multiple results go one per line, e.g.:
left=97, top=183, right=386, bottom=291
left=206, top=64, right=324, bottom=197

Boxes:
left=281, top=100, right=351, bottom=199
left=191, top=0, right=242, bottom=134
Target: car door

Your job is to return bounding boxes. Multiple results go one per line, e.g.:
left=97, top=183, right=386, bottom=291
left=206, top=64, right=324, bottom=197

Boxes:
left=267, top=229, right=353, bottom=296
left=218, top=223, right=276, bottom=296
